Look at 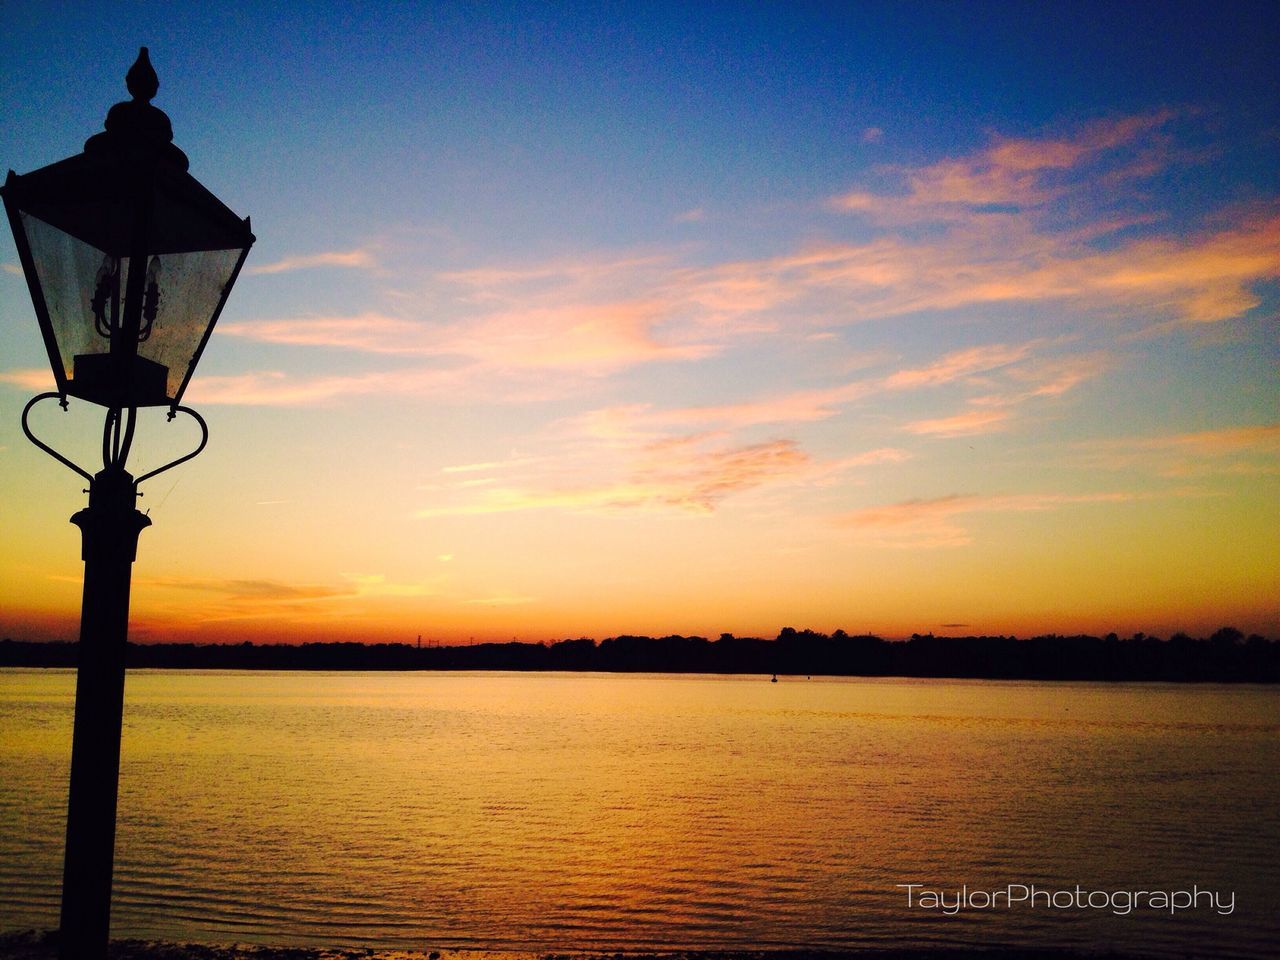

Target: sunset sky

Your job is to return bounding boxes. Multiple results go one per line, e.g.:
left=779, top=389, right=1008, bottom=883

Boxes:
left=1, top=1, right=1277, bottom=645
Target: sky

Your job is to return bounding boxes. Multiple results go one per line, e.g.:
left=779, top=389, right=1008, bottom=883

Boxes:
left=1, top=1, right=1277, bottom=645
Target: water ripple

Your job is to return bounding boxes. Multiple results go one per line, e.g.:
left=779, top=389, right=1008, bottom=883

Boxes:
left=2, top=670, right=1277, bottom=960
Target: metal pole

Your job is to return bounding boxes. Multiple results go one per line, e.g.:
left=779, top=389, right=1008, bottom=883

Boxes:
left=58, top=464, right=150, bottom=960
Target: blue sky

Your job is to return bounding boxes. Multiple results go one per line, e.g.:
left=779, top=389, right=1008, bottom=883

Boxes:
left=1, top=1, right=1277, bottom=642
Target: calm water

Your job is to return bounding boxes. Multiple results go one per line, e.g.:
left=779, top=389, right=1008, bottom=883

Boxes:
left=1, top=670, right=1277, bottom=958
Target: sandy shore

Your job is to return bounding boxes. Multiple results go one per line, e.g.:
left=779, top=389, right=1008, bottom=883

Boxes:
left=0, top=931, right=1154, bottom=960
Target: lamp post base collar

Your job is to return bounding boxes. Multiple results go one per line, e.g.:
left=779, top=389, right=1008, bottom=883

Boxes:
left=72, top=467, right=151, bottom=564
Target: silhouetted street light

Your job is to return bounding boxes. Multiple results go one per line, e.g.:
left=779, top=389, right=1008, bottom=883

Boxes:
left=1, top=49, right=253, bottom=960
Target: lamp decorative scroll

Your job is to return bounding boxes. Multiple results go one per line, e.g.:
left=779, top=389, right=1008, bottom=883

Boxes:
left=22, top=392, right=210, bottom=487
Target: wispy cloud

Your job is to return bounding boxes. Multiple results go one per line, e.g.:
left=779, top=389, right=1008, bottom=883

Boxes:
left=218, top=312, right=422, bottom=353
left=136, top=572, right=433, bottom=624
left=1074, top=423, right=1280, bottom=476
left=418, top=416, right=911, bottom=521
left=341, top=573, right=433, bottom=598
left=882, top=342, right=1037, bottom=390
left=995, top=353, right=1111, bottom=401
left=178, top=111, right=1274, bottom=412
left=142, top=576, right=343, bottom=600
left=567, top=385, right=871, bottom=437
left=822, top=112, right=1277, bottom=327
left=419, top=438, right=817, bottom=517
left=248, top=248, right=378, bottom=275
left=697, top=213, right=1280, bottom=329
left=438, top=251, right=670, bottom=289
left=440, top=458, right=541, bottom=475
left=553, top=340, right=1103, bottom=441
left=904, top=409, right=1011, bottom=437
left=837, top=491, right=1142, bottom=548
left=184, top=369, right=411, bottom=406
left=465, top=594, right=536, bottom=606
left=894, top=348, right=1111, bottom=437
left=0, top=368, right=51, bottom=390
left=220, top=298, right=716, bottom=382
left=451, top=301, right=717, bottom=371
left=1132, top=424, right=1280, bottom=455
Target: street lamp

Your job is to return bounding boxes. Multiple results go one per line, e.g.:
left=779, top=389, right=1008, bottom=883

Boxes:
left=1, top=49, right=253, bottom=959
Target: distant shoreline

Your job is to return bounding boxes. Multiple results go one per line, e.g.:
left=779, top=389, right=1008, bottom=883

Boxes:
left=2, top=628, right=1275, bottom=682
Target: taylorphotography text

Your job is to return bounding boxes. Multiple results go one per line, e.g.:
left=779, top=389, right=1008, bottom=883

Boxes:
left=897, top=884, right=1235, bottom=916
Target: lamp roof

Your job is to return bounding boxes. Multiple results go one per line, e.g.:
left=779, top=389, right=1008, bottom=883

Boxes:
left=1, top=48, right=253, bottom=256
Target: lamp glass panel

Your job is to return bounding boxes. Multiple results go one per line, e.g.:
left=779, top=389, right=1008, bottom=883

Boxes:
left=19, top=210, right=113, bottom=383
left=134, top=245, right=243, bottom=400
left=20, top=210, right=243, bottom=404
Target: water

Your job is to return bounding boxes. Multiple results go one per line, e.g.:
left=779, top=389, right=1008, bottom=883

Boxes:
left=1, top=669, right=1277, bottom=958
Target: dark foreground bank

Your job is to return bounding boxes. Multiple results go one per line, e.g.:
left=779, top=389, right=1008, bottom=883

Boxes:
left=0, top=932, right=1159, bottom=960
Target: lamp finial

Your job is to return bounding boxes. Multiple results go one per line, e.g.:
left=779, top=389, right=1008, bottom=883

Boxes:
left=86, top=47, right=187, bottom=170
left=125, top=48, right=159, bottom=104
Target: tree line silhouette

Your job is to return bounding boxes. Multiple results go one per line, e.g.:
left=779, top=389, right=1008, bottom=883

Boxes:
left=1, top=626, right=1275, bottom=681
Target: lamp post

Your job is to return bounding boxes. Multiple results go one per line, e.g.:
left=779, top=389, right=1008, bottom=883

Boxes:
left=1, top=49, right=253, bottom=960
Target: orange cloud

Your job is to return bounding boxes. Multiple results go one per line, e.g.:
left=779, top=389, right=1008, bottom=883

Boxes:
left=1083, top=219, right=1280, bottom=324
left=834, top=111, right=1175, bottom=217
